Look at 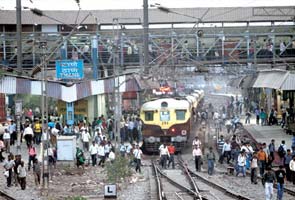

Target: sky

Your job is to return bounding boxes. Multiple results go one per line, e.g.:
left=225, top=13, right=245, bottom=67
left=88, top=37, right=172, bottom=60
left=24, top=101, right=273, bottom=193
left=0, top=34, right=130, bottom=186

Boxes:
left=0, top=0, right=294, bottom=10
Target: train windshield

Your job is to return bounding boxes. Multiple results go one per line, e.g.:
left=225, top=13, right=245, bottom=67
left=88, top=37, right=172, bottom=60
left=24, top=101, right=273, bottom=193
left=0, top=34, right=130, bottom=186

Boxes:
left=144, top=111, right=154, bottom=121
left=176, top=110, right=186, bottom=120
left=160, top=111, right=170, bottom=121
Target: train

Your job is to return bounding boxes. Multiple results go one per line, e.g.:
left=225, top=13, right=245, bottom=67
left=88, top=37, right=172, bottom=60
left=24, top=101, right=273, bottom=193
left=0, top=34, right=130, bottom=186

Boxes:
left=140, top=90, right=204, bottom=152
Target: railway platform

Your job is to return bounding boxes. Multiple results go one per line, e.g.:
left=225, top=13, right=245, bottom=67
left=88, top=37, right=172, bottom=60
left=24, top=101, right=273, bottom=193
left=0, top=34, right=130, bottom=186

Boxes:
left=243, top=118, right=293, bottom=149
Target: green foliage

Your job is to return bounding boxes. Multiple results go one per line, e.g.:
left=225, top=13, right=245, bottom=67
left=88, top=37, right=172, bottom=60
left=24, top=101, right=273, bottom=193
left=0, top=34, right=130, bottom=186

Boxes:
left=64, top=196, right=87, bottom=200
left=104, top=155, right=132, bottom=183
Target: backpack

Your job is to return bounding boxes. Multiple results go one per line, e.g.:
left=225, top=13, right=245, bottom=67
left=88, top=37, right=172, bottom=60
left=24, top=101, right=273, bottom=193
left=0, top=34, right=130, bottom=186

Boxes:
left=278, top=145, right=286, bottom=157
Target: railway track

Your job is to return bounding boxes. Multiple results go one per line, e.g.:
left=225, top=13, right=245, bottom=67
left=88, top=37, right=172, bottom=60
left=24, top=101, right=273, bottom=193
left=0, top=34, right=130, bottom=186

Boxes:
left=152, top=160, right=203, bottom=200
left=177, top=156, right=252, bottom=200
left=0, top=190, right=16, bottom=200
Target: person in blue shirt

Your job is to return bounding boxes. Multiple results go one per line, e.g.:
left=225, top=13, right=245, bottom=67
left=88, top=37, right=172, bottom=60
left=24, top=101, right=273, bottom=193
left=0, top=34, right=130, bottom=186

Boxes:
left=48, top=120, right=55, bottom=129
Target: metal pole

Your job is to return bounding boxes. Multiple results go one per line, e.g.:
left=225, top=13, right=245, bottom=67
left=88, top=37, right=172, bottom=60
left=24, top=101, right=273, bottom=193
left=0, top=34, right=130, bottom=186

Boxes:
left=44, top=47, right=49, bottom=188
left=16, top=0, right=22, bottom=73
left=143, top=0, right=149, bottom=74
left=41, top=45, right=45, bottom=189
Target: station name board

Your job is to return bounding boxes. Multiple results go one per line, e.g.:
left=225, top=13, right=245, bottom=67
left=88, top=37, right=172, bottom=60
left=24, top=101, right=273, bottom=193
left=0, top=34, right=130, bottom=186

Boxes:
left=56, top=60, right=84, bottom=79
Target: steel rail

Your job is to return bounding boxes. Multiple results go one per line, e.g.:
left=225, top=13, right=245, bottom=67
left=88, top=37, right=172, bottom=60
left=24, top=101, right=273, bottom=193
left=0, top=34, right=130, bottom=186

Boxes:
left=177, top=155, right=203, bottom=200
left=178, top=156, right=252, bottom=200
left=152, top=161, right=164, bottom=200
left=152, top=161, right=203, bottom=199
left=0, top=190, right=16, bottom=200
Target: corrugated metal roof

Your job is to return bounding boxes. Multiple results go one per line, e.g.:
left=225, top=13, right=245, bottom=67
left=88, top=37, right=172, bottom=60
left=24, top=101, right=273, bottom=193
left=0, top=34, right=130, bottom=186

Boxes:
left=76, top=81, right=92, bottom=100
left=280, top=73, right=295, bottom=91
left=47, top=82, right=62, bottom=99
left=16, top=78, right=31, bottom=94
left=253, top=70, right=289, bottom=89
left=104, top=78, right=115, bottom=93
left=0, top=7, right=294, bottom=25
left=0, top=77, right=16, bottom=94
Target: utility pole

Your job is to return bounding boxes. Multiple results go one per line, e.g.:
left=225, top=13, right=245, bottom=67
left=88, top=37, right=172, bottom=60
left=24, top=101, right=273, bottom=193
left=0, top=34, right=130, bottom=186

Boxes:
left=143, top=0, right=149, bottom=75
left=16, top=0, right=22, bottom=74
left=40, top=41, right=49, bottom=190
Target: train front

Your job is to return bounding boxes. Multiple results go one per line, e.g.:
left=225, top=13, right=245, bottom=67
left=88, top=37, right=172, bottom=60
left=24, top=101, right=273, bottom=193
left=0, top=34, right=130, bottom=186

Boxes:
left=140, top=98, right=192, bottom=153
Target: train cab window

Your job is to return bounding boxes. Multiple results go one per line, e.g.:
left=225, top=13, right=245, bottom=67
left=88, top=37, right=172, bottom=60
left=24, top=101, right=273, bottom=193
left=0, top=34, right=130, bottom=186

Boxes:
left=145, top=111, right=154, bottom=121
left=160, top=111, right=170, bottom=121
left=176, top=110, right=186, bottom=120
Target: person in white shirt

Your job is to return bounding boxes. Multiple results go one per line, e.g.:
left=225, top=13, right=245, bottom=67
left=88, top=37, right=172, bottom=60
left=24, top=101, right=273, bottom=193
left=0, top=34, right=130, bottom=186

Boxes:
left=159, top=144, right=170, bottom=169
left=193, top=145, right=203, bottom=171
left=119, top=141, right=127, bottom=157
left=222, top=141, right=232, bottom=164
left=3, top=129, right=11, bottom=153
left=23, top=125, right=34, bottom=148
left=81, top=130, right=91, bottom=151
left=241, top=143, right=254, bottom=154
left=108, top=150, right=115, bottom=163
left=98, top=143, right=105, bottom=167
left=128, top=119, right=134, bottom=143
left=126, top=143, right=133, bottom=156
left=192, top=136, right=202, bottom=148
left=290, top=156, right=295, bottom=185
left=236, top=150, right=247, bottom=177
left=17, top=161, right=27, bottom=190
left=89, top=141, right=99, bottom=166
left=104, top=141, right=112, bottom=158
left=133, top=144, right=143, bottom=173
left=47, top=146, right=55, bottom=165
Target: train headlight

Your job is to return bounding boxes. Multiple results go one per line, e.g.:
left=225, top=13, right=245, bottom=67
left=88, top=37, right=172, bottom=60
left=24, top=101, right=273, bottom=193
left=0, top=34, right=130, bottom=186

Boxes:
left=155, top=137, right=160, bottom=142
left=171, top=137, right=175, bottom=142
left=147, top=136, right=156, bottom=143
left=171, top=128, right=175, bottom=133
left=181, top=130, right=187, bottom=135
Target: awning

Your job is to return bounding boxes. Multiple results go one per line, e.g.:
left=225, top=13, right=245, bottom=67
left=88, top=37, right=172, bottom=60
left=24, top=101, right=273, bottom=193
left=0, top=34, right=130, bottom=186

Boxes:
left=280, top=73, right=295, bottom=91
left=252, top=70, right=289, bottom=89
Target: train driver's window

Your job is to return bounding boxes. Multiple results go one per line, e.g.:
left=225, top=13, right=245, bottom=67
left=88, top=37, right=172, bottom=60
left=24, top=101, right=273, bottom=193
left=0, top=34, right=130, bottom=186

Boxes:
left=160, top=111, right=170, bottom=121
left=176, top=110, right=186, bottom=120
left=145, top=111, right=154, bottom=121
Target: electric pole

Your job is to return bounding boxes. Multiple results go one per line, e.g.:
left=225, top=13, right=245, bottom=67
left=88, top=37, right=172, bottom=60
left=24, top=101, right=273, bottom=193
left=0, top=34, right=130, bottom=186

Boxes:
left=143, top=0, right=149, bottom=75
left=16, top=0, right=22, bottom=74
